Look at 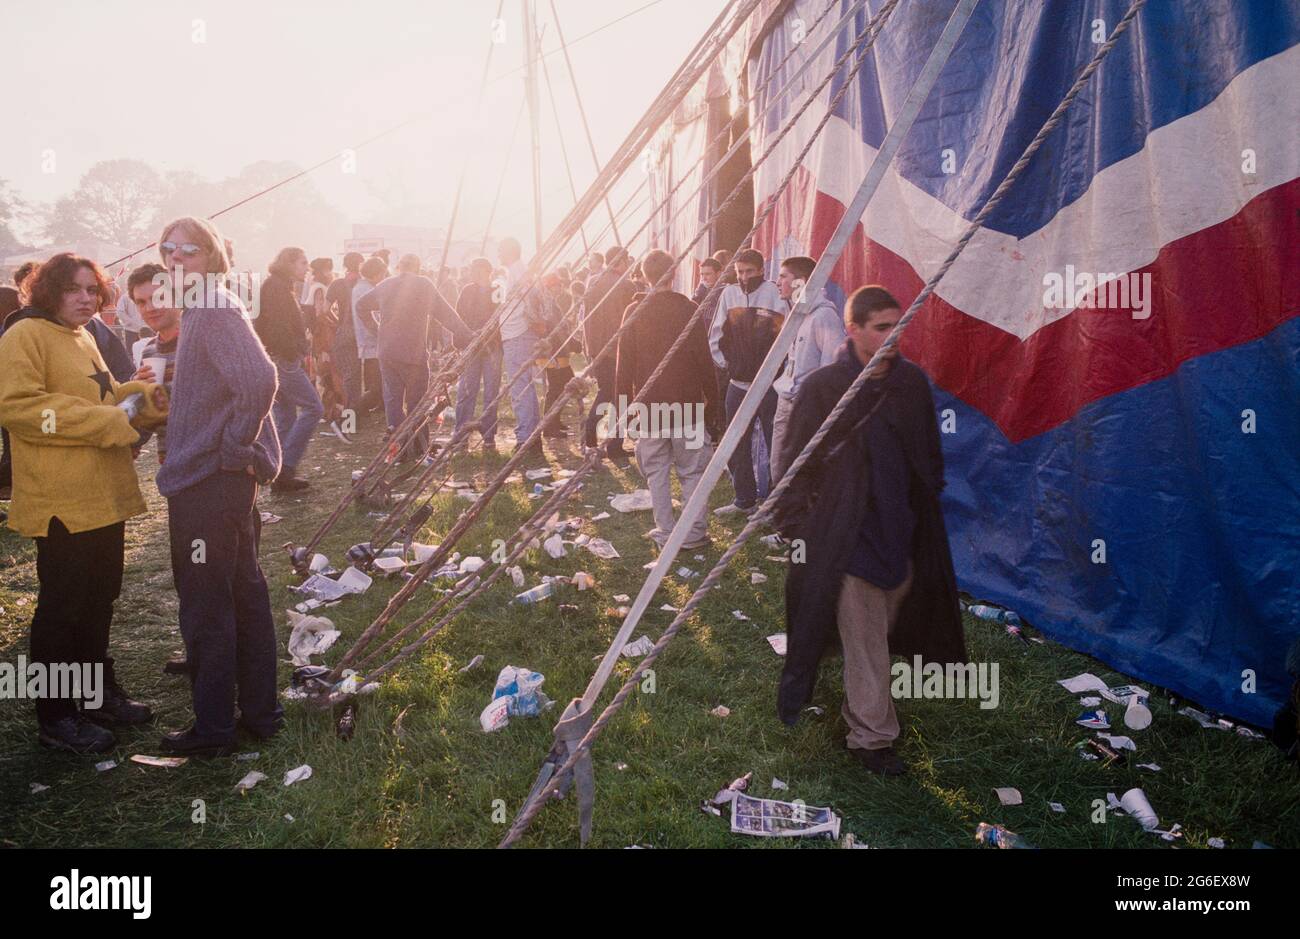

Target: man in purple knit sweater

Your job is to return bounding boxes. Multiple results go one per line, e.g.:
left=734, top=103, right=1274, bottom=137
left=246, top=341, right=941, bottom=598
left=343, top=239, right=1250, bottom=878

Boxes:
left=153, top=216, right=284, bottom=756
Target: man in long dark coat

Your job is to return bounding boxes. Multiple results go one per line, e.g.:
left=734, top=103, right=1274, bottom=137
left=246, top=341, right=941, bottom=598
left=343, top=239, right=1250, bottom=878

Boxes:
left=772, top=285, right=966, bottom=775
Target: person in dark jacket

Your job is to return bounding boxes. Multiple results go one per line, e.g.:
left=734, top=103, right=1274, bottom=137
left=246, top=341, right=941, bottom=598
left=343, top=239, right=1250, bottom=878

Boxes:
left=580, top=246, right=635, bottom=463
left=256, top=247, right=321, bottom=492
left=614, top=249, right=719, bottom=549
left=453, top=257, right=502, bottom=452
left=772, top=285, right=966, bottom=776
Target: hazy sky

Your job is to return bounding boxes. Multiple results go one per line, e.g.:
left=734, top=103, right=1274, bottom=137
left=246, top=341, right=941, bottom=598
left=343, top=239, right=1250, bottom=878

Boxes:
left=6, top=0, right=728, bottom=252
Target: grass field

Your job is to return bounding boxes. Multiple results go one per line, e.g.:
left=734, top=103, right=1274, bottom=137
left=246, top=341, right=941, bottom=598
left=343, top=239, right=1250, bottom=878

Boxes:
left=1, top=387, right=1296, bottom=849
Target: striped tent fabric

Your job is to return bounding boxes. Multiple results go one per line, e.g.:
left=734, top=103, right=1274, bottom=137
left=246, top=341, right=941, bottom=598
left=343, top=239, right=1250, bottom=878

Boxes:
left=731, top=0, right=1298, bottom=724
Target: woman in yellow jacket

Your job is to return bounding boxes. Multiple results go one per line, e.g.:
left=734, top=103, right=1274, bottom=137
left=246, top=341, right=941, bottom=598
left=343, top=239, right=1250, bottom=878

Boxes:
left=0, top=253, right=167, bottom=754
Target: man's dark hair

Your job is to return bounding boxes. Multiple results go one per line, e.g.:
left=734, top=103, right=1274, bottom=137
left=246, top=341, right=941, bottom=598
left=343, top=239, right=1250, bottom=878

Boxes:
left=700, top=258, right=722, bottom=274
left=780, top=255, right=815, bottom=282
left=604, top=246, right=630, bottom=268
left=343, top=251, right=365, bottom=273
left=360, top=257, right=388, bottom=281
left=712, top=249, right=731, bottom=266
left=641, top=249, right=673, bottom=286
left=846, top=285, right=901, bottom=326
left=734, top=248, right=764, bottom=270
left=127, top=263, right=167, bottom=294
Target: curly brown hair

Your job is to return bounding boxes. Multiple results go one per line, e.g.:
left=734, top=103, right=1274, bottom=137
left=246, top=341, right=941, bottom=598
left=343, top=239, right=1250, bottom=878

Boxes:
left=26, top=253, right=112, bottom=316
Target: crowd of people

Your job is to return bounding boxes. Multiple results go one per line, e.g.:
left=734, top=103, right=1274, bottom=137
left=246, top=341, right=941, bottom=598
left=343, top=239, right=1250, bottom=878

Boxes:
left=0, top=217, right=964, bottom=778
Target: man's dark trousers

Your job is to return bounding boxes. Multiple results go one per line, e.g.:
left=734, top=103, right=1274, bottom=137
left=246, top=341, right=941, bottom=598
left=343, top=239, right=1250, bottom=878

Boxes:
left=581, top=363, right=625, bottom=455
left=724, top=382, right=777, bottom=508
left=168, top=471, right=282, bottom=741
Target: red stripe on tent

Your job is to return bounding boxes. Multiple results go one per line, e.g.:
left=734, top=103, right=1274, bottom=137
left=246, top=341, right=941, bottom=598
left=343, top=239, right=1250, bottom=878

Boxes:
left=756, top=173, right=1300, bottom=443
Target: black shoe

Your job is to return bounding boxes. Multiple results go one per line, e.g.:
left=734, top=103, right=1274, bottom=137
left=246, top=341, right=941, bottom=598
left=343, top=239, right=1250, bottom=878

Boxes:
left=849, top=745, right=906, bottom=776
left=236, top=717, right=283, bottom=741
left=163, top=654, right=189, bottom=676
left=159, top=728, right=237, bottom=758
left=607, top=449, right=631, bottom=467
left=39, top=715, right=116, bottom=754
left=272, top=475, right=310, bottom=493
left=510, top=442, right=545, bottom=462
left=84, top=683, right=153, bottom=726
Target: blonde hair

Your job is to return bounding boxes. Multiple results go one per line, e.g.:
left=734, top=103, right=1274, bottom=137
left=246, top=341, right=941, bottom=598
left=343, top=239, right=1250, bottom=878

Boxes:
left=158, top=215, right=231, bottom=274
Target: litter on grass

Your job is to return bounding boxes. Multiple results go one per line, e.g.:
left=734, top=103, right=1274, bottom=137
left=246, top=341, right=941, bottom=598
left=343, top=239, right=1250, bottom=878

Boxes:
left=507, top=566, right=526, bottom=587
left=711, top=705, right=731, bottom=718
left=994, top=787, right=1023, bottom=806
left=235, top=771, right=267, bottom=793
left=283, top=765, right=313, bottom=787
left=621, top=635, right=655, bottom=658
left=583, top=538, right=620, bottom=559
left=459, top=654, right=485, bottom=674
left=751, top=572, right=768, bottom=585
left=766, top=633, right=787, bottom=656
left=286, top=611, right=341, bottom=666
left=543, top=534, right=567, bottom=558
left=30, top=783, right=49, bottom=794
left=479, top=666, right=553, bottom=732
left=729, top=793, right=841, bottom=839
left=1049, top=801, right=1066, bottom=813
left=130, top=755, right=187, bottom=769
left=94, top=760, right=116, bottom=773
left=1108, top=788, right=1160, bottom=831
left=592, top=511, right=611, bottom=521
left=1137, top=762, right=1162, bottom=772
left=572, top=572, right=595, bottom=590
left=613, top=594, right=630, bottom=603
left=731, top=610, right=750, bottom=621
left=260, top=512, right=283, bottom=524
left=609, top=490, right=654, bottom=513
left=771, top=778, right=789, bottom=791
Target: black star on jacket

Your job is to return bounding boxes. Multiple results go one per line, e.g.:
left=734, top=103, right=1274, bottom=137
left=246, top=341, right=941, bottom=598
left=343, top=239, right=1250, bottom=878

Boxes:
left=88, top=361, right=113, bottom=400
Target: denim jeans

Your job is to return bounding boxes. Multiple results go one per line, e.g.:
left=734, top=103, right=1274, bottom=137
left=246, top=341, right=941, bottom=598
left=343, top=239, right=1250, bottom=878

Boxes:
left=271, top=357, right=324, bottom=472
left=380, top=358, right=430, bottom=458
left=724, top=382, right=777, bottom=509
left=167, top=472, right=282, bottom=740
left=500, top=335, right=541, bottom=446
left=454, top=345, right=503, bottom=444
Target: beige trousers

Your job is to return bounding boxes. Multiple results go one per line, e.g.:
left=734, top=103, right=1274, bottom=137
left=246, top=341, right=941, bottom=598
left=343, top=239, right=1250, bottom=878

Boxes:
left=836, top=567, right=913, bottom=751
left=634, top=435, right=713, bottom=543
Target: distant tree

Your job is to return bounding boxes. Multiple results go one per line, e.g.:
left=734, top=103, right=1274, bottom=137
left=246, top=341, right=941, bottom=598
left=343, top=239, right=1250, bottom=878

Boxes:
left=0, top=179, right=26, bottom=257
left=43, top=159, right=164, bottom=249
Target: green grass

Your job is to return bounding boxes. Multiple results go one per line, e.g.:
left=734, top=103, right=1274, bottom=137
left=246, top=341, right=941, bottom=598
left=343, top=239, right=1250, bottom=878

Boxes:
left=1, top=389, right=1296, bottom=849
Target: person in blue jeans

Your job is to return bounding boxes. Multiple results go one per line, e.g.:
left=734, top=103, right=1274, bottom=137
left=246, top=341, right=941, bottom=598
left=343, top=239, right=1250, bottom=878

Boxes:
left=255, top=246, right=323, bottom=492
left=354, top=253, right=472, bottom=461
left=153, top=215, right=284, bottom=756
left=495, top=237, right=546, bottom=458
left=453, top=258, right=503, bottom=452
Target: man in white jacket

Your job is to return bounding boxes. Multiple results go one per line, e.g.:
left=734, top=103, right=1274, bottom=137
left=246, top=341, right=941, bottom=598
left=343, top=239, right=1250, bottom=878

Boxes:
left=770, top=255, right=845, bottom=483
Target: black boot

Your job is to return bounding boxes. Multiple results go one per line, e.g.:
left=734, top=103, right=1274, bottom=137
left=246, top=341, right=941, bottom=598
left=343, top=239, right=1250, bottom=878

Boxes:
left=159, top=727, right=237, bottom=758
left=272, top=465, right=310, bottom=493
left=84, top=682, right=153, bottom=726
left=39, top=715, right=116, bottom=754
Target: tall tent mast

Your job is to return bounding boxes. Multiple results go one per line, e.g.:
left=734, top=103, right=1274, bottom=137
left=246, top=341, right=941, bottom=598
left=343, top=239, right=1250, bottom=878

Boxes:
left=523, top=0, right=545, bottom=253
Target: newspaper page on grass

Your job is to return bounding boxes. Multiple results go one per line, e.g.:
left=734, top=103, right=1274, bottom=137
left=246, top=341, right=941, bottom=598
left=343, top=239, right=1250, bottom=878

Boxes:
left=729, top=792, right=841, bottom=839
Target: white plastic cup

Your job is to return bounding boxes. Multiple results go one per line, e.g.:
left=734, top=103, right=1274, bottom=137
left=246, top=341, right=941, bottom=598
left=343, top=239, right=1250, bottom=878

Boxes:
left=143, top=356, right=168, bottom=384
left=1124, top=694, right=1153, bottom=730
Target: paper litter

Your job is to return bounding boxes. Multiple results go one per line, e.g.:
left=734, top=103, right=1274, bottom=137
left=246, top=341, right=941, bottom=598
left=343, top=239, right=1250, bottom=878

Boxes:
left=609, top=490, right=654, bottom=513
left=459, top=654, right=485, bottom=674
left=729, top=793, right=841, bottom=839
left=1058, top=672, right=1110, bottom=694
left=286, top=611, right=341, bottom=667
left=676, top=567, right=697, bottom=578
left=30, top=783, right=49, bottom=794
left=507, top=565, right=526, bottom=587
left=130, top=755, right=188, bottom=769
left=732, top=610, right=750, bottom=621
left=771, top=778, right=789, bottom=791
left=710, top=705, right=731, bottom=718
left=766, top=633, right=787, bottom=656
left=95, top=760, right=117, bottom=773
left=283, top=765, right=313, bottom=787
left=1096, top=732, right=1137, bottom=752
left=572, top=571, right=595, bottom=590
left=583, top=538, right=620, bottom=559
left=235, top=771, right=267, bottom=793
left=751, top=572, right=768, bottom=585
left=660, top=603, right=679, bottom=612
left=621, top=635, right=655, bottom=658
left=1048, top=801, right=1066, bottom=813
left=613, top=594, right=631, bottom=603
left=994, top=787, right=1023, bottom=806
left=525, top=467, right=552, bottom=480
left=592, top=512, right=611, bottom=521
left=260, top=512, right=283, bottom=524
left=543, top=534, right=567, bottom=558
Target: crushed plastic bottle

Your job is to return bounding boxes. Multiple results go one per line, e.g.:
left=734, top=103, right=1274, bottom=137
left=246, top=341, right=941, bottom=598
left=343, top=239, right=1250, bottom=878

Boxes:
left=975, top=822, right=1032, bottom=849
left=513, top=581, right=556, bottom=604
left=967, top=604, right=1022, bottom=626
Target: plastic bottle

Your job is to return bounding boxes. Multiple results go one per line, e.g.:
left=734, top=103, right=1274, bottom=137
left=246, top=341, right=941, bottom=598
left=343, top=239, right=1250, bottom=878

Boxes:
left=975, top=822, right=1032, bottom=849
left=968, top=604, right=1021, bottom=626
left=513, top=581, right=556, bottom=604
